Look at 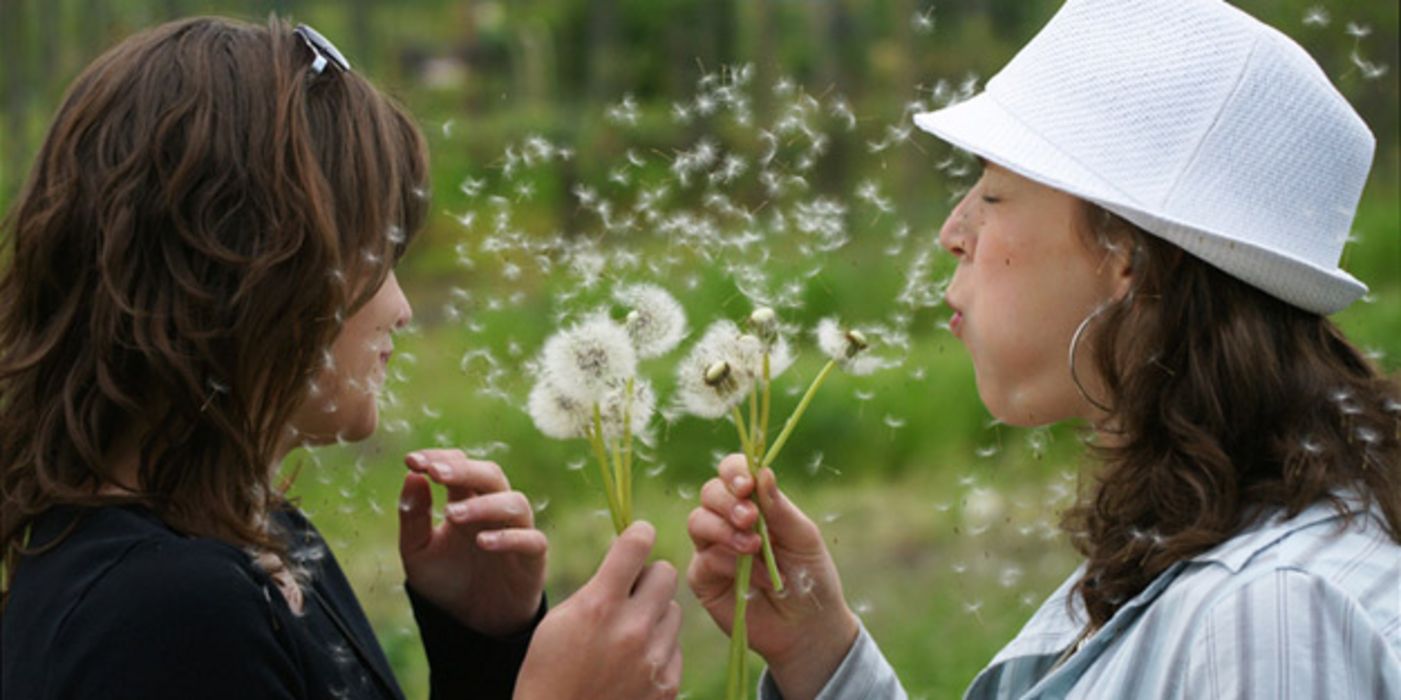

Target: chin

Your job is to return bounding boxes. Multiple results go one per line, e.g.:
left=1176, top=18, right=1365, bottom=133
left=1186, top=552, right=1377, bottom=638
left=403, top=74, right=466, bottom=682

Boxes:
left=978, top=386, right=1062, bottom=428
left=342, top=404, right=379, bottom=442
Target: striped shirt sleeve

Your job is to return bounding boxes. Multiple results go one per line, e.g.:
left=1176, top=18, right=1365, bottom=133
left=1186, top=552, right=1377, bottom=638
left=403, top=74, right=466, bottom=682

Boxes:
left=1182, top=568, right=1401, bottom=699
left=758, top=624, right=908, bottom=700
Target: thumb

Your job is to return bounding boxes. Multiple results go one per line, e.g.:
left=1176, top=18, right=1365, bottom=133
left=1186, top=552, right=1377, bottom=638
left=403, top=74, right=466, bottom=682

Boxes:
left=755, top=468, right=822, bottom=551
left=397, top=472, right=433, bottom=556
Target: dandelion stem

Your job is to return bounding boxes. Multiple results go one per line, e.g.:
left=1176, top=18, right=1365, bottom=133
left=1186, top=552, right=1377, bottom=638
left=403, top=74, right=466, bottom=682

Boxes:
left=590, top=407, right=625, bottom=535
left=759, top=352, right=772, bottom=457
left=731, top=405, right=783, bottom=591
left=620, top=377, right=635, bottom=523
left=763, top=359, right=839, bottom=469
left=731, top=405, right=753, bottom=458
left=727, top=554, right=755, bottom=700
left=749, top=387, right=760, bottom=455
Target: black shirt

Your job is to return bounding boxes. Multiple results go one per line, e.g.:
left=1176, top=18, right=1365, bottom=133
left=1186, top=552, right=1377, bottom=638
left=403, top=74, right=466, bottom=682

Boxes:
left=1, top=503, right=543, bottom=699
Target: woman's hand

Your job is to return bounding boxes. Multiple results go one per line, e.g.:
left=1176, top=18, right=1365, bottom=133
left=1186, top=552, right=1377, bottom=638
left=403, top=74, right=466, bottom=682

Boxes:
left=398, top=449, right=546, bottom=637
left=687, top=454, right=859, bottom=700
left=514, top=521, right=683, bottom=699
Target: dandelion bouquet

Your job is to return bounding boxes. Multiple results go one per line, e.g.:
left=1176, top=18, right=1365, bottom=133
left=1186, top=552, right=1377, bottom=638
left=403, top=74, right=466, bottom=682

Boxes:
left=675, top=308, right=878, bottom=700
left=527, top=283, right=686, bottom=534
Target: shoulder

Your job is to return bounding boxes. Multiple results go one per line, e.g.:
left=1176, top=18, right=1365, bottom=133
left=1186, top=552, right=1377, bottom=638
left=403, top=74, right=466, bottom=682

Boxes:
left=1145, top=505, right=1401, bottom=697
left=1167, top=503, right=1399, bottom=627
left=8, top=506, right=306, bottom=698
left=72, top=524, right=280, bottom=627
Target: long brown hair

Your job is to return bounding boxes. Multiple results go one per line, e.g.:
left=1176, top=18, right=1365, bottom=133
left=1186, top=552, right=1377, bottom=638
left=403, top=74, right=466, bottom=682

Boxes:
left=1063, top=206, right=1401, bottom=627
left=0, top=16, right=428, bottom=608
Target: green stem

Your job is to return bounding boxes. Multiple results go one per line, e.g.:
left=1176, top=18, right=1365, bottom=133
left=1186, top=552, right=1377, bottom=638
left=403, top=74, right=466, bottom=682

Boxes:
left=727, top=554, right=755, bottom=700
left=620, top=377, right=635, bottom=524
left=759, top=352, right=772, bottom=457
left=731, top=405, right=753, bottom=457
left=732, top=404, right=783, bottom=591
left=749, top=385, right=760, bottom=455
left=762, top=359, right=839, bottom=469
left=590, top=406, right=625, bottom=535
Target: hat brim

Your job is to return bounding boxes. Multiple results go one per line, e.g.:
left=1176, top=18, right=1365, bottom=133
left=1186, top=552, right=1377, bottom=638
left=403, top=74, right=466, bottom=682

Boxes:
left=914, top=95, right=1367, bottom=315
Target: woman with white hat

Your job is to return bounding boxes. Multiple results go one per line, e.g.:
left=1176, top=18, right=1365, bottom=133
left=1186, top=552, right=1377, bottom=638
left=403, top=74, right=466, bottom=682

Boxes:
left=685, top=0, right=1399, bottom=697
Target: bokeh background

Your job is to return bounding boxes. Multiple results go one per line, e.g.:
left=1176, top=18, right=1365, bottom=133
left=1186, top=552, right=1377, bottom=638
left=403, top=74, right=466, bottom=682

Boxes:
left=2, top=1, right=1396, bottom=697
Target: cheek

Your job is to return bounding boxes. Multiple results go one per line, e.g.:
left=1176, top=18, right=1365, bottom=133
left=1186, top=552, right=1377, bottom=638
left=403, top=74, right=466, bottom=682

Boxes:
left=963, top=255, right=1090, bottom=425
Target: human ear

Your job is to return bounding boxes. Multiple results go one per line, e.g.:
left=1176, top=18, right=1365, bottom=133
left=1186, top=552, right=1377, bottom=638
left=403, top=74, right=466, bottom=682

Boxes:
left=1104, top=241, right=1135, bottom=302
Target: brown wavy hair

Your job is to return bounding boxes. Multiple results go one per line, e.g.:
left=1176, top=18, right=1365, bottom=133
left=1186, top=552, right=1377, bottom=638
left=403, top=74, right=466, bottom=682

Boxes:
left=0, top=16, right=427, bottom=609
left=1063, top=206, right=1401, bottom=627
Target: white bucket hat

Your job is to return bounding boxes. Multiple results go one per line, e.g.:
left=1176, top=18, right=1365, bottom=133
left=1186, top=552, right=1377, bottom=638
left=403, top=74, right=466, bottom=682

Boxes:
left=913, top=0, right=1375, bottom=314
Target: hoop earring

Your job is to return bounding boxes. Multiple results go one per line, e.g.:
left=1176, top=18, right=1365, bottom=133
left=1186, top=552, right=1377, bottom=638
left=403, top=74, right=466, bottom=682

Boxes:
left=1069, top=303, right=1113, bottom=414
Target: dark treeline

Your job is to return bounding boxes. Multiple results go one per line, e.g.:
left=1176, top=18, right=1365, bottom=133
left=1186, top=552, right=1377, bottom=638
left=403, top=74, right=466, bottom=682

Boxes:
left=2, top=0, right=1397, bottom=206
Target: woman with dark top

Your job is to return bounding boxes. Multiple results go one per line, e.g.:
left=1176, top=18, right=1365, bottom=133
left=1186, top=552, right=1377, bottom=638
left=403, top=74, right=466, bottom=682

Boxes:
left=0, top=17, right=682, bottom=699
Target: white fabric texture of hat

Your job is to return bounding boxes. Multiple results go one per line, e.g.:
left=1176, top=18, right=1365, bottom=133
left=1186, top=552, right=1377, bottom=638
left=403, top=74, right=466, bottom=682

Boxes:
left=913, top=0, right=1375, bottom=314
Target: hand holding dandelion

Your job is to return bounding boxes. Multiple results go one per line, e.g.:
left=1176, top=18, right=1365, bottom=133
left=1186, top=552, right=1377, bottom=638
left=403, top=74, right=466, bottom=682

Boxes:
left=675, top=309, right=872, bottom=699
left=686, top=456, right=860, bottom=700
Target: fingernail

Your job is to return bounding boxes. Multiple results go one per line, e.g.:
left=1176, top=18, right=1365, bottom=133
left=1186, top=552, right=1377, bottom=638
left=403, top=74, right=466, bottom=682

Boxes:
left=731, top=503, right=749, bottom=525
left=731, top=475, right=750, bottom=493
left=446, top=501, right=469, bottom=520
left=731, top=532, right=757, bottom=551
left=479, top=531, right=500, bottom=548
left=407, top=452, right=425, bottom=467
left=430, top=462, right=450, bottom=480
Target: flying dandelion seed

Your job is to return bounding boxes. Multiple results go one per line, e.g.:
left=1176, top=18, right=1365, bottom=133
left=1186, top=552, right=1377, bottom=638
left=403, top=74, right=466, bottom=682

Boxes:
left=1302, top=6, right=1330, bottom=27
left=1350, top=51, right=1389, bottom=79
left=912, top=7, right=936, bottom=34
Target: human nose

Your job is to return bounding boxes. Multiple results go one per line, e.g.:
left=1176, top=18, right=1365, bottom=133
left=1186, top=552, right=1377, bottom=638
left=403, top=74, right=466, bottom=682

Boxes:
left=387, top=272, right=413, bottom=330
left=938, top=193, right=972, bottom=260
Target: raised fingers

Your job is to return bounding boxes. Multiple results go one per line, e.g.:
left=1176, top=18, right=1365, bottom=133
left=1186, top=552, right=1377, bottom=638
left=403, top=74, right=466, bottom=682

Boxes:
left=397, top=472, right=434, bottom=555
left=444, top=490, right=533, bottom=528
left=475, top=527, right=548, bottom=555
left=405, top=449, right=509, bottom=500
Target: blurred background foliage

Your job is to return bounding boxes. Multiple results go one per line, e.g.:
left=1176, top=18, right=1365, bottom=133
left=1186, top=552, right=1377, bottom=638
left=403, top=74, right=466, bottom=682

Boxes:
left=2, top=1, right=1397, bottom=697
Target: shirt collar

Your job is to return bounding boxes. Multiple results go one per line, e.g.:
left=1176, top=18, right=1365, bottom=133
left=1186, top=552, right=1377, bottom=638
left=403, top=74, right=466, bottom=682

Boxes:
left=1186, top=491, right=1368, bottom=573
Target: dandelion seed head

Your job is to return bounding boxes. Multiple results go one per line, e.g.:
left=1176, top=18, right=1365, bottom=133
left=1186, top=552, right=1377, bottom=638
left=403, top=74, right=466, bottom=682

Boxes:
left=540, top=315, right=638, bottom=403
left=815, top=317, right=873, bottom=370
left=527, top=379, right=592, bottom=440
left=614, top=283, right=688, bottom=358
left=675, top=320, right=762, bottom=419
left=599, top=378, right=657, bottom=440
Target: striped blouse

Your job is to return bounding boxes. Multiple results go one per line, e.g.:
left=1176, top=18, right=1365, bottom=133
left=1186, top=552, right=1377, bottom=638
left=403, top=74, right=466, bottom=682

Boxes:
left=761, top=496, right=1401, bottom=699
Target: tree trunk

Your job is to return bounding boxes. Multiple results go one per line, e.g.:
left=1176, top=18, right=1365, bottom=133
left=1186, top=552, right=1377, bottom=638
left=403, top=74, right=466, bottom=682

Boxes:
left=585, top=0, right=617, bottom=103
